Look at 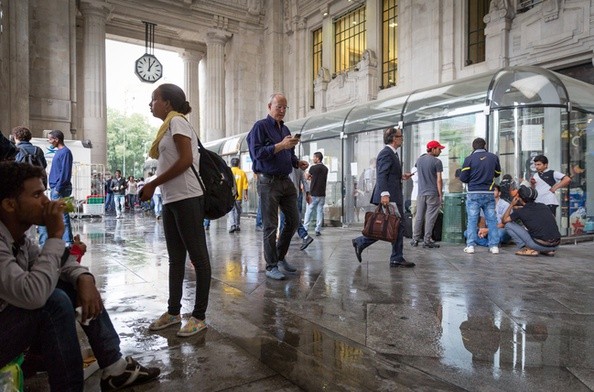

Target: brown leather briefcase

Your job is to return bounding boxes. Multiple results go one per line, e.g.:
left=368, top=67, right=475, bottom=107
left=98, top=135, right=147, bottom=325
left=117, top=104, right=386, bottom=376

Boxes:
left=362, top=204, right=400, bottom=243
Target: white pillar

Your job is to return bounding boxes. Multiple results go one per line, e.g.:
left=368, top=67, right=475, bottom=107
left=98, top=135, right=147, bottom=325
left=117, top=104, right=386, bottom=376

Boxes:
left=182, top=50, right=203, bottom=139
left=79, top=0, right=110, bottom=165
left=205, top=30, right=230, bottom=141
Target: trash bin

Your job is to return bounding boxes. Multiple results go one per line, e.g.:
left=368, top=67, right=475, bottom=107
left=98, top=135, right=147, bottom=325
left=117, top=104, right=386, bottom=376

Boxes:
left=442, top=193, right=467, bottom=243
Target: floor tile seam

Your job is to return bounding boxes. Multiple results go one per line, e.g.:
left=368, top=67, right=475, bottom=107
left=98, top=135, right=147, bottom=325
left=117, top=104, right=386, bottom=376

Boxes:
left=210, top=325, right=362, bottom=391
left=213, top=374, right=297, bottom=392
left=373, top=353, right=472, bottom=391
left=566, top=366, right=594, bottom=391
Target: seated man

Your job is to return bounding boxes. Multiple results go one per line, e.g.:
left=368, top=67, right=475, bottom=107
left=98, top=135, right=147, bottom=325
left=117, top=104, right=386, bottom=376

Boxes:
left=464, top=184, right=511, bottom=247
left=0, top=162, right=160, bottom=391
left=501, top=185, right=561, bottom=256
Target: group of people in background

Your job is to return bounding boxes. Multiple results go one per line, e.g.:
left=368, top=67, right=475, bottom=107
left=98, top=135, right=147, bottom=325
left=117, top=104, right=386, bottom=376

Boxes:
left=103, top=172, right=163, bottom=219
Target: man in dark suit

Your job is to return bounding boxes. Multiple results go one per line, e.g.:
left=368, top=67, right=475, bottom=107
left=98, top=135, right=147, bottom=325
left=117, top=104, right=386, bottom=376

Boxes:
left=352, top=127, right=415, bottom=268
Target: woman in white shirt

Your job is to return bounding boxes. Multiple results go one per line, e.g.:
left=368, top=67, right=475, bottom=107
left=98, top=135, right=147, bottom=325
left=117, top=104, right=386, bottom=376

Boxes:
left=139, top=83, right=210, bottom=337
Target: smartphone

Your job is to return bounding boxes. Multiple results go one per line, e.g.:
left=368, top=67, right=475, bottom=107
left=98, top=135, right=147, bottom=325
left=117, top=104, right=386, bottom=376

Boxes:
left=294, top=133, right=301, bottom=139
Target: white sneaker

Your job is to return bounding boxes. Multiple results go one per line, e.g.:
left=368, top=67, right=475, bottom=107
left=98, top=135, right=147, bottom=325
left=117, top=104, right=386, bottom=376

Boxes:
left=489, top=246, right=500, bottom=254
left=464, top=246, right=475, bottom=254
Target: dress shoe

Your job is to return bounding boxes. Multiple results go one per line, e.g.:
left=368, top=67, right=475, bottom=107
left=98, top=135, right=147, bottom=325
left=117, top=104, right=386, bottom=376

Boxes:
left=315, top=231, right=321, bottom=237
left=228, top=227, right=236, bottom=233
left=300, top=236, right=314, bottom=250
left=352, top=239, right=362, bottom=263
left=390, top=259, right=415, bottom=268
left=422, top=242, right=440, bottom=248
left=235, top=227, right=241, bottom=232
left=410, top=239, right=419, bottom=247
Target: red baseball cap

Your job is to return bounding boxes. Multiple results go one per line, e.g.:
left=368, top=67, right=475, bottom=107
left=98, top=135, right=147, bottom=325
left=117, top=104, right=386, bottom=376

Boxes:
left=427, top=140, right=446, bottom=150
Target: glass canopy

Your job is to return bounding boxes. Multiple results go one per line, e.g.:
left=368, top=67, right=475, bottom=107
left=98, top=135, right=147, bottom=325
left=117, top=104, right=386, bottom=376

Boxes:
left=285, top=66, right=594, bottom=135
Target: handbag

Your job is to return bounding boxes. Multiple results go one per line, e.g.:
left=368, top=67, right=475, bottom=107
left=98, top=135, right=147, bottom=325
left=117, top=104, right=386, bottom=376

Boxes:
left=362, top=204, right=400, bottom=242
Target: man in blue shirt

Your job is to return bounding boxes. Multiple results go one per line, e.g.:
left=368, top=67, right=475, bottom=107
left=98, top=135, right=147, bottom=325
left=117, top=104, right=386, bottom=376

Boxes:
left=39, top=130, right=74, bottom=247
left=247, top=93, right=309, bottom=280
left=459, top=137, right=501, bottom=255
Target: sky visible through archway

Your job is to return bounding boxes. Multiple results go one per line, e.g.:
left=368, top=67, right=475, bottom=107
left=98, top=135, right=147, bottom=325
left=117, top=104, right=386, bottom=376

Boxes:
left=106, top=39, right=184, bottom=127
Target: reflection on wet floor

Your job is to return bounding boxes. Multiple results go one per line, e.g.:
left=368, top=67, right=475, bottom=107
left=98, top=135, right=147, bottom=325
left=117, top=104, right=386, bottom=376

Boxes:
left=25, top=212, right=594, bottom=391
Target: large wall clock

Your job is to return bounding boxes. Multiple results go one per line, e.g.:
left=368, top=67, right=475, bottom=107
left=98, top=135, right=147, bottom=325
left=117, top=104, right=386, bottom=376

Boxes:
left=135, top=53, right=163, bottom=83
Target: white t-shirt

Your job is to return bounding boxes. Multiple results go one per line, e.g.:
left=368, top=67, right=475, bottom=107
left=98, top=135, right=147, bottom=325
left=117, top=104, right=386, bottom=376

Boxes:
left=156, top=116, right=202, bottom=204
left=532, top=170, right=565, bottom=206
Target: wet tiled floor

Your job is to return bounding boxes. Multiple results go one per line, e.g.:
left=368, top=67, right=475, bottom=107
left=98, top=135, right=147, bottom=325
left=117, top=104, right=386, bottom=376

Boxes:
left=26, top=212, right=594, bottom=391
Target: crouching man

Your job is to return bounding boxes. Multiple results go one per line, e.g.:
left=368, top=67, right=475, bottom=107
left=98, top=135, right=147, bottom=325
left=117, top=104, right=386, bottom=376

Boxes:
left=0, top=162, right=160, bottom=391
left=501, top=185, right=561, bottom=257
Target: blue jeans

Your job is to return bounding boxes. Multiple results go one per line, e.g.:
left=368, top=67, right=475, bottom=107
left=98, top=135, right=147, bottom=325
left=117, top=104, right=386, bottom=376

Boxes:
left=256, top=194, right=262, bottom=228
left=114, top=194, right=125, bottom=217
left=464, top=227, right=511, bottom=247
left=104, top=192, right=114, bottom=212
left=153, top=194, right=163, bottom=217
left=0, top=280, right=122, bottom=391
left=465, top=193, right=499, bottom=247
left=38, top=186, right=74, bottom=246
left=227, top=200, right=243, bottom=230
left=304, top=196, right=325, bottom=233
left=353, top=202, right=405, bottom=262
left=280, top=192, right=308, bottom=239
left=505, top=222, right=559, bottom=252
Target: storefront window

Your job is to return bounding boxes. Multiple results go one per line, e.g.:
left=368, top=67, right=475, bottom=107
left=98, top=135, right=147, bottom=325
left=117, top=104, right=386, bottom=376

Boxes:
left=300, top=139, right=343, bottom=226
left=405, top=113, right=484, bottom=202
left=344, top=131, right=384, bottom=225
left=567, top=111, right=592, bottom=236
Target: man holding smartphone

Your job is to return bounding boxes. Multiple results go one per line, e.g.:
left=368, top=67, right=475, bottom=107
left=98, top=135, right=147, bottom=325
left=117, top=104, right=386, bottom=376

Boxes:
left=247, top=93, right=309, bottom=280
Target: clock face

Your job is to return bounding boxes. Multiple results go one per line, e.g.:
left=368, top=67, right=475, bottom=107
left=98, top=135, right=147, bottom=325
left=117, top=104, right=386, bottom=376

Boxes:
left=134, top=54, right=163, bottom=83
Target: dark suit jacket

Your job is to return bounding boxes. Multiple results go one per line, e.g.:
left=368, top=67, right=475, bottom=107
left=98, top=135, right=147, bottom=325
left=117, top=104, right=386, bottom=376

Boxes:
left=370, top=145, right=403, bottom=211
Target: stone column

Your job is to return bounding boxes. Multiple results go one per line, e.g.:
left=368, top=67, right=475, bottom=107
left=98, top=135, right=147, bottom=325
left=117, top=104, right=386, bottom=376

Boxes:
left=205, top=30, right=230, bottom=141
left=79, top=0, right=110, bottom=165
left=484, top=1, right=515, bottom=70
left=7, top=0, right=30, bottom=130
left=182, top=50, right=203, bottom=139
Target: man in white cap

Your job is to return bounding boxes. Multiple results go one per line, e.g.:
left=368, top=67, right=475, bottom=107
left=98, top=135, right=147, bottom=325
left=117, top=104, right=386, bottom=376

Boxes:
left=352, top=127, right=414, bottom=267
left=411, top=140, right=444, bottom=249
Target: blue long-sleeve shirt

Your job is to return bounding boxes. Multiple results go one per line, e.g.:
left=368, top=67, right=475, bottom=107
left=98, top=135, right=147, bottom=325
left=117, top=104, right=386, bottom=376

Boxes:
left=48, top=146, right=73, bottom=192
left=247, top=115, right=298, bottom=176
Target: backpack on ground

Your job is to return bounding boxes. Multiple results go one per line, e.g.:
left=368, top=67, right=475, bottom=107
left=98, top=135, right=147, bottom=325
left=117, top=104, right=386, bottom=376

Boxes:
left=191, top=138, right=237, bottom=220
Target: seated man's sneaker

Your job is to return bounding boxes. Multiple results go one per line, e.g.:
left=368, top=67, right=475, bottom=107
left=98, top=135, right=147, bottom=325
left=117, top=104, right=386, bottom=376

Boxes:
left=100, top=356, right=160, bottom=391
left=489, top=246, right=500, bottom=254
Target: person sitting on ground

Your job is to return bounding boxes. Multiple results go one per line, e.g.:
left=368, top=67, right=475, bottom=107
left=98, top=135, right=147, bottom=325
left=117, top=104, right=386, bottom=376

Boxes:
left=464, top=184, right=511, bottom=247
left=501, top=184, right=561, bottom=257
left=0, top=162, right=160, bottom=391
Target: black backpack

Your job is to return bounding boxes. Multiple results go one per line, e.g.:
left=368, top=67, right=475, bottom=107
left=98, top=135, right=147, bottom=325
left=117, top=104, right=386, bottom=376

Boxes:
left=191, top=138, right=237, bottom=220
left=18, top=146, right=44, bottom=167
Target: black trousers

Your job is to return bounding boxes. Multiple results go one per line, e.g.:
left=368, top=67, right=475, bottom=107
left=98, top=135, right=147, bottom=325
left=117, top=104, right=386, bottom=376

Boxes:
left=259, top=175, right=298, bottom=270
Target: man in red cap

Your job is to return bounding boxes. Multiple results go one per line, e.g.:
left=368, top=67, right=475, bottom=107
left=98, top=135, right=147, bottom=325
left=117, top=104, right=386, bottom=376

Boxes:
left=410, top=140, right=445, bottom=249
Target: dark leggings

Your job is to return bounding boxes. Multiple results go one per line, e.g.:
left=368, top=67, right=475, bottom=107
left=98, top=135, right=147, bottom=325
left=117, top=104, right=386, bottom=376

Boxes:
left=162, top=196, right=211, bottom=320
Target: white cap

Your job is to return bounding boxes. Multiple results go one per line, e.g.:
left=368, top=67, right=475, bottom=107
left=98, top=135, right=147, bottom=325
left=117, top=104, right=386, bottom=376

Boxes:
left=380, top=191, right=390, bottom=197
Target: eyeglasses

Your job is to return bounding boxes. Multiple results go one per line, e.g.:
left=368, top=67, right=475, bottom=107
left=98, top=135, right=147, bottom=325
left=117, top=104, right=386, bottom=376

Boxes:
left=274, top=105, right=289, bottom=110
left=394, top=135, right=403, bottom=138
